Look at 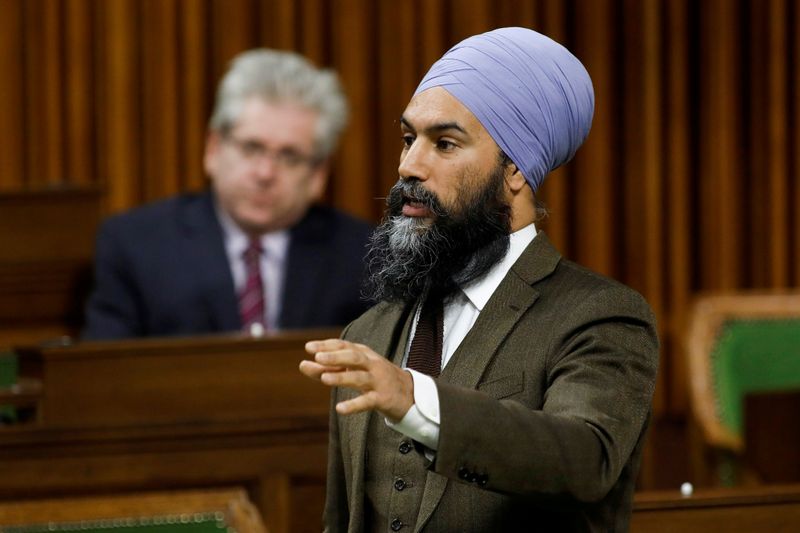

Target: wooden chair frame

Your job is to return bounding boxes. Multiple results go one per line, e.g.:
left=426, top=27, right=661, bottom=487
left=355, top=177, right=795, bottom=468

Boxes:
left=0, top=488, right=267, bottom=532
left=685, top=291, right=800, bottom=484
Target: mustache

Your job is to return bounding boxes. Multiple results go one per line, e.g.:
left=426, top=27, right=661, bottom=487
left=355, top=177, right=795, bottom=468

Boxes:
left=387, top=180, right=449, bottom=218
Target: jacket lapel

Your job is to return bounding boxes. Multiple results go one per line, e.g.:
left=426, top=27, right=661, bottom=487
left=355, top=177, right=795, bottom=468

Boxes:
left=179, top=191, right=240, bottom=332
left=442, top=231, right=561, bottom=388
left=414, top=231, right=561, bottom=531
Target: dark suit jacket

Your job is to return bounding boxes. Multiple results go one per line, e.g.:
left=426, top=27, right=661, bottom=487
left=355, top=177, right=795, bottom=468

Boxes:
left=82, top=191, right=373, bottom=339
left=326, top=232, right=659, bottom=532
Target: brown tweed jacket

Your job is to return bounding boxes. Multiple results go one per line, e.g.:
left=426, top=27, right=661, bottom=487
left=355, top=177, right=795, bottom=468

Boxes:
left=324, top=232, right=659, bottom=532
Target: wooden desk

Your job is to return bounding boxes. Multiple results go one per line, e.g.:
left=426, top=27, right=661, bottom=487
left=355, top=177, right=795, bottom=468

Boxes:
left=633, top=484, right=800, bottom=532
left=0, top=488, right=266, bottom=532
left=0, top=330, right=338, bottom=533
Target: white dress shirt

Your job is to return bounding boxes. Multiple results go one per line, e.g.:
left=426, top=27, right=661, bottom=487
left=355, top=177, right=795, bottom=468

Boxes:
left=387, top=223, right=538, bottom=449
left=216, top=205, right=290, bottom=331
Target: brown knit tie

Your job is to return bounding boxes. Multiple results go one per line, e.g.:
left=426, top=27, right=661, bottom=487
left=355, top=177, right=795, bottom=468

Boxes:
left=406, top=293, right=444, bottom=378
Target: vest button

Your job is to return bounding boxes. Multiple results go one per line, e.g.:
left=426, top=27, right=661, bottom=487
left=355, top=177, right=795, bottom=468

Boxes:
left=390, top=518, right=404, bottom=531
left=394, top=478, right=406, bottom=491
left=398, top=441, right=413, bottom=454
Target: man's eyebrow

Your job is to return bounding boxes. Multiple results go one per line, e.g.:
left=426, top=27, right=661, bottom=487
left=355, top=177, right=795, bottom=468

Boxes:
left=400, top=116, right=468, bottom=135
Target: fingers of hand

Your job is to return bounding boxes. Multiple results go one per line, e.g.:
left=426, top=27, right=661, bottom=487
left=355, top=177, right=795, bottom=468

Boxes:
left=298, top=360, right=345, bottom=380
left=336, top=391, right=380, bottom=416
left=321, top=369, right=370, bottom=388
left=305, top=338, right=350, bottom=355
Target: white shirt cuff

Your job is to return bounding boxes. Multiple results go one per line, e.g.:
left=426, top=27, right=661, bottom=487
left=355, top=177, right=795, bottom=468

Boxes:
left=385, top=369, right=440, bottom=450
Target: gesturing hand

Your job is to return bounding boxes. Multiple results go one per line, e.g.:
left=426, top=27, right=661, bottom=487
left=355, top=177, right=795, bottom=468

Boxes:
left=299, top=338, right=414, bottom=423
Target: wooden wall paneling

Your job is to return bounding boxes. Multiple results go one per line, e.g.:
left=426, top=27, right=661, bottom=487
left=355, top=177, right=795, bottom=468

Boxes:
left=0, top=0, right=24, bottom=190
left=747, top=0, right=768, bottom=287
left=496, top=0, right=538, bottom=27
left=621, top=0, right=666, bottom=412
left=64, top=0, right=94, bottom=187
left=330, top=0, right=377, bottom=221
left=535, top=0, right=571, bottom=254
left=141, top=0, right=180, bottom=202
left=794, top=0, right=800, bottom=286
left=665, top=0, right=692, bottom=415
left=569, top=0, right=617, bottom=276
left=418, top=0, right=447, bottom=72
left=265, top=0, right=298, bottom=51
left=765, top=0, right=789, bottom=287
left=621, top=0, right=664, bottom=305
left=99, top=0, right=141, bottom=214
left=376, top=2, right=417, bottom=205
left=450, top=0, right=494, bottom=43
left=621, top=0, right=667, bottom=490
left=24, top=0, right=65, bottom=188
left=698, top=0, right=743, bottom=290
left=211, top=0, right=257, bottom=80
left=180, top=0, right=211, bottom=191
left=298, top=0, right=326, bottom=65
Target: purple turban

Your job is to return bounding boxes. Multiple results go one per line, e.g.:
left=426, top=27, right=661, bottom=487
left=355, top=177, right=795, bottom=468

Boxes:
left=414, top=27, right=594, bottom=191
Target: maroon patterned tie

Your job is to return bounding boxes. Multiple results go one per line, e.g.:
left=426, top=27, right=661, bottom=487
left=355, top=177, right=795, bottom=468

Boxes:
left=406, top=293, right=444, bottom=377
left=239, top=239, right=265, bottom=331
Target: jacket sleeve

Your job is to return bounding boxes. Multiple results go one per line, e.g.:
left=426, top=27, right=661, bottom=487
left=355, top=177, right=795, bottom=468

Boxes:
left=431, top=284, right=659, bottom=504
left=82, top=220, right=143, bottom=340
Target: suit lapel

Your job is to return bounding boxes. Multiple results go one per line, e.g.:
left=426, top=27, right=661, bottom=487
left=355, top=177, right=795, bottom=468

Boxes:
left=179, top=191, right=240, bottom=331
left=414, top=232, right=561, bottom=531
left=280, top=207, right=322, bottom=327
left=441, top=231, right=560, bottom=388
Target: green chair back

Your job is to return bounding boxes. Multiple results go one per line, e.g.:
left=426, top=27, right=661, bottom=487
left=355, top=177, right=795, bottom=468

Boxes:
left=712, top=319, right=800, bottom=437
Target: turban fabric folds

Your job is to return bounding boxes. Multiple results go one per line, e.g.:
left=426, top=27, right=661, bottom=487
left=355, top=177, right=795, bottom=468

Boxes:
left=414, top=27, right=594, bottom=191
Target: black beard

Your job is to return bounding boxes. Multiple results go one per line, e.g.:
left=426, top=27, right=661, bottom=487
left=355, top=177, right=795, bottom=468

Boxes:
left=363, top=164, right=512, bottom=303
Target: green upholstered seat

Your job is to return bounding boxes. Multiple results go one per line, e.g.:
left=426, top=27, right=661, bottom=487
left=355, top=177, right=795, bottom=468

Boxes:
left=713, top=319, right=800, bottom=437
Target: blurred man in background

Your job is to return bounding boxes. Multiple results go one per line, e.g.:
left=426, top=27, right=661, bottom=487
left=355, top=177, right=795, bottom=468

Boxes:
left=84, top=49, right=372, bottom=339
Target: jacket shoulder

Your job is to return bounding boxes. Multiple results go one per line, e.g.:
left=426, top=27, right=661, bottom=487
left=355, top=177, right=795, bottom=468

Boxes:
left=99, top=193, right=207, bottom=237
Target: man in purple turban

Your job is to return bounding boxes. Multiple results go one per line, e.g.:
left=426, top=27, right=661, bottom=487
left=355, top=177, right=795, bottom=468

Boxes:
left=301, top=27, right=658, bottom=532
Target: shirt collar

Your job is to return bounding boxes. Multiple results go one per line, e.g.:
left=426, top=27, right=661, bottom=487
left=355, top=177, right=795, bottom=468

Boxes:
left=460, top=223, right=537, bottom=312
left=215, top=201, right=290, bottom=262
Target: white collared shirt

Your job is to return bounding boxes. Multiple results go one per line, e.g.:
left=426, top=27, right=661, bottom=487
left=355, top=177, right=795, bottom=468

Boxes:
left=387, top=223, right=538, bottom=449
left=216, top=205, right=290, bottom=331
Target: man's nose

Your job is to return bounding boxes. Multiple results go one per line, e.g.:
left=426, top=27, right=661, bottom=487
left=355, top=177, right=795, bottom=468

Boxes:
left=253, top=154, right=280, bottom=181
left=398, top=142, right=429, bottom=182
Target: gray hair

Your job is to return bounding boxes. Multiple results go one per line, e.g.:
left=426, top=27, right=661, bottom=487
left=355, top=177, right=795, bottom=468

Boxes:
left=208, top=49, right=348, bottom=159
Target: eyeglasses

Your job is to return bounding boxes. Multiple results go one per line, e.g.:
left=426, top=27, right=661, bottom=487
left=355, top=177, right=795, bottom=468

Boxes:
left=224, top=134, right=320, bottom=172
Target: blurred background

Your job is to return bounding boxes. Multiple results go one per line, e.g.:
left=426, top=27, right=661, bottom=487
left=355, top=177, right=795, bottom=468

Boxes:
left=0, top=0, right=798, bottom=501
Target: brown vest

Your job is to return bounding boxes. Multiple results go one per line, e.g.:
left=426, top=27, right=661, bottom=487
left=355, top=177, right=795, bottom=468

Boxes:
left=363, top=306, right=431, bottom=532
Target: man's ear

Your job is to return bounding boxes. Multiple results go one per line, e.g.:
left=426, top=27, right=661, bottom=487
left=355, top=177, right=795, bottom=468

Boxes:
left=203, top=130, right=223, bottom=177
left=504, top=162, right=528, bottom=194
left=308, top=159, right=330, bottom=202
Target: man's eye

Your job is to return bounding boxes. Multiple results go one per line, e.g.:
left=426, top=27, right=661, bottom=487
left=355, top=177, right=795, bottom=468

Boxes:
left=401, top=135, right=415, bottom=148
left=242, top=142, right=264, bottom=157
left=436, top=139, right=456, bottom=151
left=277, top=151, right=304, bottom=166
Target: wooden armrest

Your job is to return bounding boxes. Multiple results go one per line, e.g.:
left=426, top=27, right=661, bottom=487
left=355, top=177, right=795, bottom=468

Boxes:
left=0, top=377, right=43, bottom=408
